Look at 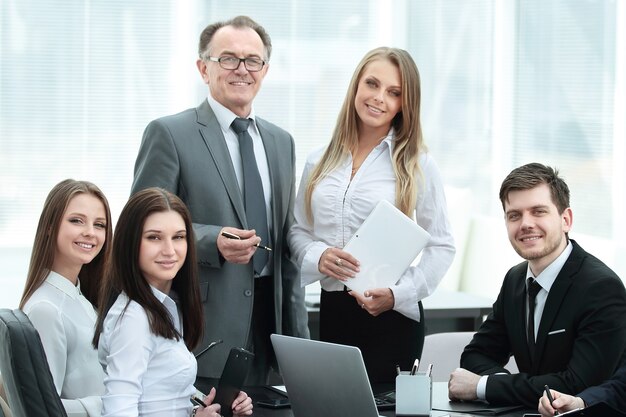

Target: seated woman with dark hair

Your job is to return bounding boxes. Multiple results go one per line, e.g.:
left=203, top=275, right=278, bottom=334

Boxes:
left=93, top=188, right=252, bottom=417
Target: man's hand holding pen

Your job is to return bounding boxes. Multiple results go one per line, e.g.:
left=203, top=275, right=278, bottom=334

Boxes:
left=218, top=227, right=269, bottom=264
left=538, top=388, right=585, bottom=416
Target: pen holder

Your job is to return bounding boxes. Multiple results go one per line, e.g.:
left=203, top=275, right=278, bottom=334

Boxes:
left=395, top=373, right=432, bottom=416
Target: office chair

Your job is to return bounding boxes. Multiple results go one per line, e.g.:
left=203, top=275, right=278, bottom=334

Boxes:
left=0, top=309, right=67, bottom=417
left=0, top=373, right=11, bottom=417
left=420, top=331, right=518, bottom=382
left=0, top=396, right=8, bottom=417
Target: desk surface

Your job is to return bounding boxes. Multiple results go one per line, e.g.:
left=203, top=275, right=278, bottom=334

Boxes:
left=241, top=382, right=534, bottom=417
left=422, top=288, right=494, bottom=310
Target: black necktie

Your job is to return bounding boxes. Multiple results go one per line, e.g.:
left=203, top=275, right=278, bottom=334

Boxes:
left=527, top=278, right=542, bottom=358
left=231, top=117, right=269, bottom=276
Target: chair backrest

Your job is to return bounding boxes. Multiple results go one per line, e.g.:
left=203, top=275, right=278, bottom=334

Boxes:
left=1, top=372, right=11, bottom=417
left=420, top=331, right=519, bottom=382
left=0, top=309, right=67, bottom=417
left=420, top=332, right=474, bottom=382
left=0, top=395, right=8, bottom=417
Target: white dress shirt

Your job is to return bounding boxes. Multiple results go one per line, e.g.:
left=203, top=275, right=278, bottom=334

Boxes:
left=288, top=131, right=456, bottom=321
left=526, top=241, right=573, bottom=340
left=23, top=271, right=105, bottom=417
left=98, top=288, right=197, bottom=417
left=206, top=94, right=273, bottom=275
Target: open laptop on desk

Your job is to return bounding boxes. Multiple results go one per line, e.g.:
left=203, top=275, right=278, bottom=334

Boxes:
left=270, top=334, right=396, bottom=417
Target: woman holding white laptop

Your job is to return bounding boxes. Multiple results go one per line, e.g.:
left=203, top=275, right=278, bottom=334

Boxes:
left=288, top=47, right=455, bottom=382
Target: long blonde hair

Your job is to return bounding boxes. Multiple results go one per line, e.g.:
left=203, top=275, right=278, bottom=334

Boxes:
left=19, top=179, right=113, bottom=309
left=305, top=47, right=425, bottom=221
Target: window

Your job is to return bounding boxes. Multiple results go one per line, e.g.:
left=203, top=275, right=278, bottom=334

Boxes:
left=1, top=0, right=624, bottom=307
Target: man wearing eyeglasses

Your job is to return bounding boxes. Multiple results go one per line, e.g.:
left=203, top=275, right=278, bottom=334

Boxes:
left=131, top=15, right=309, bottom=386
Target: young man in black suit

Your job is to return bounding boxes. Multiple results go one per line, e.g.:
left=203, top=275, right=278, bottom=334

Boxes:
left=448, top=162, right=626, bottom=408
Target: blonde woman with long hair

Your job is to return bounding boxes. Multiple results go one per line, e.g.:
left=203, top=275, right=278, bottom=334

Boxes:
left=288, top=47, right=455, bottom=382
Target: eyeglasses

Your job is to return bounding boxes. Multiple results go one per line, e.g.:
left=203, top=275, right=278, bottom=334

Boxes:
left=205, top=55, right=266, bottom=72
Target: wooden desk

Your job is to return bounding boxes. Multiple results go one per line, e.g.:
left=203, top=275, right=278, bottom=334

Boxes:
left=305, top=288, right=494, bottom=339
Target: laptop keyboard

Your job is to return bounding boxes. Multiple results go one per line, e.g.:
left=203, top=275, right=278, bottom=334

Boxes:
left=374, top=390, right=396, bottom=410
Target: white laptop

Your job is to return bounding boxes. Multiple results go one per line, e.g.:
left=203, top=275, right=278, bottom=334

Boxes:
left=342, top=199, right=431, bottom=295
left=271, top=334, right=386, bottom=417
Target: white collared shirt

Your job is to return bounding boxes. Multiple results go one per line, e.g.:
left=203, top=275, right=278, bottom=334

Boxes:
left=206, top=95, right=272, bottom=225
left=288, top=131, right=456, bottom=321
left=23, top=271, right=105, bottom=417
left=526, top=240, right=573, bottom=340
left=98, top=288, right=197, bottom=417
left=207, top=95, right=274, bottom=275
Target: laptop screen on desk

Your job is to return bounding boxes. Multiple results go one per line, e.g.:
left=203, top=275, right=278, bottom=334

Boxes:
left=271, top=334, right=384, bottom=417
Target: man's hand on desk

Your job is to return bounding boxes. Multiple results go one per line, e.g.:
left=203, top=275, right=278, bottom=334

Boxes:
left=349, top=288, right=394, bottom=317
left=448, top=368, right=480, bottom=401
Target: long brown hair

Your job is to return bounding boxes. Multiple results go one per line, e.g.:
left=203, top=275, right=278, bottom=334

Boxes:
left=305, top=47, right=425, bottom=221
left=19, top=179, right=113, bottom=309
left=93, top=188, right=203, bottom=350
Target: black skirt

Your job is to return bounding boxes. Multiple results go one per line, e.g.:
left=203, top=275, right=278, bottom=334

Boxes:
left=319, top=288, right=425, bottom=383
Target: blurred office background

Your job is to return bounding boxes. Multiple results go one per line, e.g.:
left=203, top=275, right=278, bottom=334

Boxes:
left=1, top=0, right=624, bottom=308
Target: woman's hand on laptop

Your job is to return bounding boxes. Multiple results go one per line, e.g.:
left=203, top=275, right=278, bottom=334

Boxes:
left=349, top=288, right=394, bottom=316
left=319, top=248, right=360, bottom=281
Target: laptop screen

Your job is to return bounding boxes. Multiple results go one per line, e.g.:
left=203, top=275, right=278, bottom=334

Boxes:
left=271, top=334, right=383, bottom=417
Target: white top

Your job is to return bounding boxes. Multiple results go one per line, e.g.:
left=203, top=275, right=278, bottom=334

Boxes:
left=206, top=94, right=272, bottom=219
left=22, top=271, right=104, bottom=417
left=288, top=132, right=455, bottom=321
left=525, top=241, right=573, bottom=340
left=98, top=288, right=197, bottom=417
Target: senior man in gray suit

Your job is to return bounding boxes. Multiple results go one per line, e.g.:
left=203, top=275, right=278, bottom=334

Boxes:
left=131, top=15, right=309, bottom=385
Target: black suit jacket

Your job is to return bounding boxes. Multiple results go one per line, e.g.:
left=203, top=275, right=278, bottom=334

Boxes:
left=461, top=240, right=626, bottom=408
left=579, top=362, right=626, bottom=411
left=132, top=100, right=310, bottom=379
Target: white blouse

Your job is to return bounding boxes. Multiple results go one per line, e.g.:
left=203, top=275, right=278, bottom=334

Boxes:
left=288, top=132, right=455, bottom=321
left=23, top=271, right=105, bottom=417
left=98, top=288, right=197, bottom=417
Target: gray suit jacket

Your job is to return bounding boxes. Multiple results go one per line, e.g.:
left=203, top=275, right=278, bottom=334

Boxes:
left=132, top=100, right=309, bottom=377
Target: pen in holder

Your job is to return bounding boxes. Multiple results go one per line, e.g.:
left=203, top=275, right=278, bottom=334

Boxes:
left=395, top=372, right=432, bottom=416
